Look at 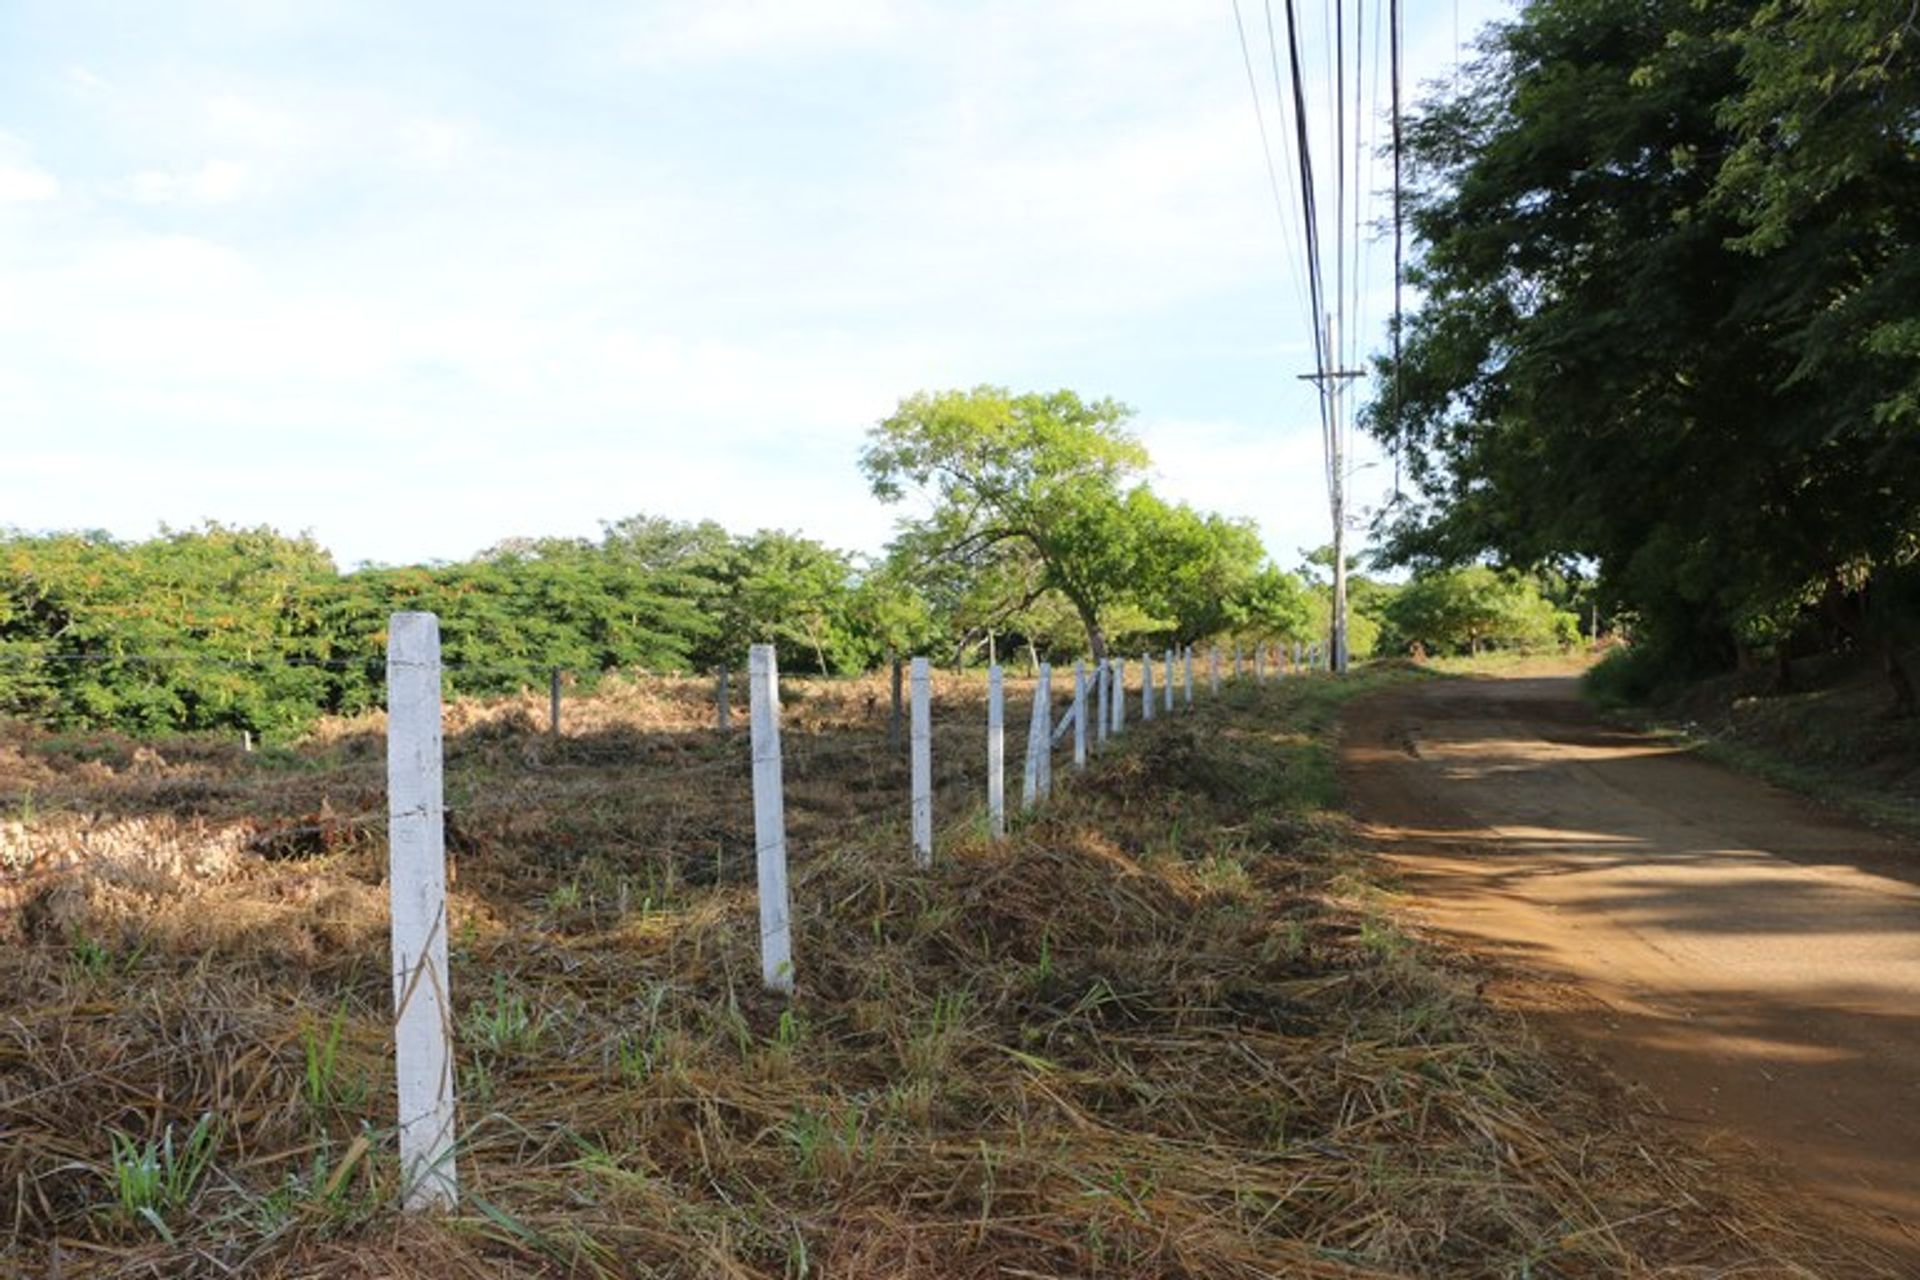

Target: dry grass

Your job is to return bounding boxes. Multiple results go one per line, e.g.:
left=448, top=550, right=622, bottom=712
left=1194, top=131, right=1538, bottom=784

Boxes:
left=0, top=669, right=1895, bottom=1277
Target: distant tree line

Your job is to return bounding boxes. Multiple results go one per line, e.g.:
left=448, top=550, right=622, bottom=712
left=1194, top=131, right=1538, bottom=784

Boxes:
left=0, top=392, right=1335, bottom=737
left=1370, top=0, right=1920, bottom=710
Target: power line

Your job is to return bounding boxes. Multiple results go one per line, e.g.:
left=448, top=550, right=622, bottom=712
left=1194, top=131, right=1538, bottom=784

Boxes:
left=1390, top=0, right=1405, bottom=499
left=1270, top=0, right=1330, bottom=384
left=1229, top=0, right=1313, bottom=326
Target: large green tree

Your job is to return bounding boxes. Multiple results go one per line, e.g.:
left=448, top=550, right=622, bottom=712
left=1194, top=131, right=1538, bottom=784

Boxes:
left=862, top=387, right=1154, bottom=664
left=1368, top=0, right=1920, bottom=709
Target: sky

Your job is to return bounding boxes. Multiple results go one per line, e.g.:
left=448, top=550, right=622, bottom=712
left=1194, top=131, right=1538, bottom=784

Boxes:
left=0, top=0, right=1510, bottom=571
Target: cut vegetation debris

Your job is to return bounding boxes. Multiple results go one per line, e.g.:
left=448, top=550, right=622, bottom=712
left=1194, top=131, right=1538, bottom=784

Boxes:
left=0, top=670, right=1886, bottom=1277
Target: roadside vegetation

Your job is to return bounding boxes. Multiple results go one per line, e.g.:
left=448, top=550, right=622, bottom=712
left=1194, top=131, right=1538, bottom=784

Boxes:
left=1589, top=643, right=1920, bottom=838
left=1367, top=0, right=1920, bottom=716
left=1, top=672, right=1879, bottom=1277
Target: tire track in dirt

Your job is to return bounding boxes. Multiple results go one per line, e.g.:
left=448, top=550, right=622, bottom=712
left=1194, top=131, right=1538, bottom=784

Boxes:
left=1341, top=673, right=1920, bottom=1266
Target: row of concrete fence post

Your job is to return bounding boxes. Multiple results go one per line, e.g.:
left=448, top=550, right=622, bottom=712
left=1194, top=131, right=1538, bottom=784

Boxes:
left=381, top=613, right=1316, bottom=1212
left=545, top=641, right=1327, bottom=738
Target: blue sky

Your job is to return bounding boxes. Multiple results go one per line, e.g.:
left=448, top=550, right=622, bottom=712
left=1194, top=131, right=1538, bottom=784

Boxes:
left=0, top=1, right=1508, bottom=570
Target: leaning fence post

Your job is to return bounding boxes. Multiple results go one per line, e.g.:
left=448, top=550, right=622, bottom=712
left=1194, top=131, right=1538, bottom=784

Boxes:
left=1036, top=662, right=1054, bottom=800
left=387, top=611, right=458, bottom=1212
left=1094, top=658, right=1110, bottom=749
left=1142, top=653, right=1155, bottom=722
left=987, top=664, right=1005, bottom=840
left=910, top=657, right=933, bottom=864
left=749, top=645, right=794, bottom=994
left=1072, top=660, right=1088, bottom=770
left=1022, top=663, right=1049, bottom=808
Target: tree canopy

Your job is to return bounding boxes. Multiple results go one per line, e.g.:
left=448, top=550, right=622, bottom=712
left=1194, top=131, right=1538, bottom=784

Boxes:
left=863, top=386, right=1310, bottom=662
left=1368, top=0, right=1920, bottom=708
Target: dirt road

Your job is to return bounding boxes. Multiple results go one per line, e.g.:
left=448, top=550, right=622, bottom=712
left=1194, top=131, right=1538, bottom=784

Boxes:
left=1342, top=674, right=1920, bottom=1259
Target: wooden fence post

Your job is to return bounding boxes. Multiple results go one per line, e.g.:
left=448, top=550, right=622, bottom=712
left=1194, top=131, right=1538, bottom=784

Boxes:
left=549, top=667, right=562, bottom=736
left=387, top=612, right=458, bottom=1212
left=987, top=664, right=1005, bottom=840
left=749, top=645, right=794, bottom=994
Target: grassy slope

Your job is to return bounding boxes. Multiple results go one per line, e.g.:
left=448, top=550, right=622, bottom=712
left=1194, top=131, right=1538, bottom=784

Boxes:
left=1589, top=647, right=1920, bottom=838
left=0, top=669, right=1879, bottom=1277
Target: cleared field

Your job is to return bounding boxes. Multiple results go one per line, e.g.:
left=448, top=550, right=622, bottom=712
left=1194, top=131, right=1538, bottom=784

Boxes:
left=0, top=671, right=1881, bottom=1277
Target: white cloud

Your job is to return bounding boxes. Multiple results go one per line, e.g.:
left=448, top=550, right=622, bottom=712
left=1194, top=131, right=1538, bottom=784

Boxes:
left=0, top=0, right=1489, bottom=568
left=0, top=165, right=58, bottom=204
left=118, top=158, right=248, bottom=205
left=620, top=0, right=907, bottom=65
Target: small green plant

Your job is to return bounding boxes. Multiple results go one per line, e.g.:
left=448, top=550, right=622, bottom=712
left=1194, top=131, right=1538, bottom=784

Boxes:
left=106, top=1114, right=218, bottom=1241
left=904, top=988, right=974, bottom=1078
left=71, top=935, right=113, bottom=981
left=303, top=1003, right=366, bottom=1112
left=780, top=1105, right=866, bottom=1177
left=1357, top=916, right=1407, bottom=961
left=546, top=879, right=583, bottom=913
left=464, top=975, right=542, bottom=1056
left=773, top=1007, right=805, bottom=1051
left=616, top=1031, right=660, bottom=1083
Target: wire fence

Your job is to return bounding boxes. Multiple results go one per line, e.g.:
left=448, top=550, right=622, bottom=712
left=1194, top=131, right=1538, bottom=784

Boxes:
left=0, top=617, right=1324, bottom=1211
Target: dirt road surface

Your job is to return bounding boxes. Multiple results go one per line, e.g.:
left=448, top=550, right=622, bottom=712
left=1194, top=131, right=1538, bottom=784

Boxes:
left=1342, top=673, right=1920, bottom=1262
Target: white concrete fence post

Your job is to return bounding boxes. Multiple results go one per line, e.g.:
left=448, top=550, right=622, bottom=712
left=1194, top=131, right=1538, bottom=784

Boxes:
left=1256, top=645, right=1267, bottom=685
left=1184, top=646, right=1194, bottom=708
left=1073, top=660, right=1088, bottom=770
left=987, top=664, right=1005, bottom=840
left=1163, top=649, right=1174, bottom=714
left=748, top=644, right=794, bottom=994
left=1095, top=658, right=1110, bottom=750
left=386, top=612, right=458, bottom=1212
left=1142, top=653, right=1154, bottom=722
left=1113, top=658, right=1126, bottom=735
left=910, top=656, right=932, bottom=865
left=1036, top=662, right=1053, bottom=800
left=1021, top=666, right=1043, bottom=810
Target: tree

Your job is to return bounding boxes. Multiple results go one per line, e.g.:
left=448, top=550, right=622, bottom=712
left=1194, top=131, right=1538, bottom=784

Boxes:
left=1382, top=567, right=1575, bottom=656
left=862, top=387, right=1152, bottom=664
left=1129, top=498, right=1271, bottom=644
left=1365, top=0, right=1920, bottom=710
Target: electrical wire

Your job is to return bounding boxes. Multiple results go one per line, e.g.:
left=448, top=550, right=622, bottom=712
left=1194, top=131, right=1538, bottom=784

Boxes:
left=1229, top=0, right=1314, bottom=326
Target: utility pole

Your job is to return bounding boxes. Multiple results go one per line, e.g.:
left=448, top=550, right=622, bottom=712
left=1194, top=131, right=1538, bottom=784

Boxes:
left=1299, top=325, right=1365, bottom=675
